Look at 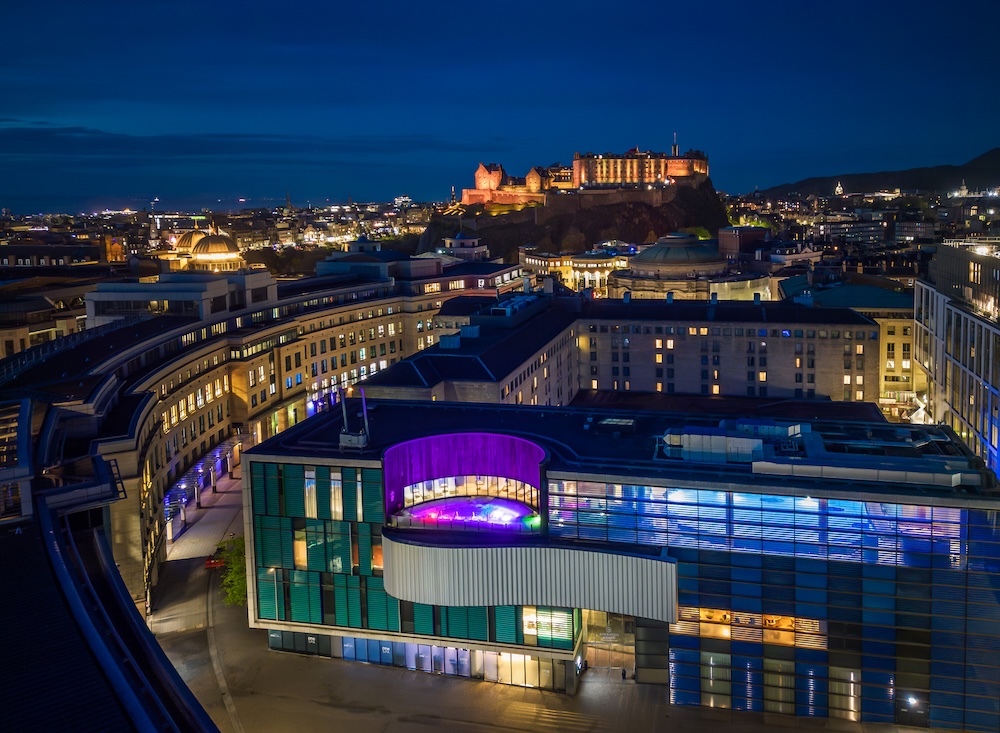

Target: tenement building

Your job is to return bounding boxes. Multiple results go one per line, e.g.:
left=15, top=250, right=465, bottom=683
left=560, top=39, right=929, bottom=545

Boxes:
left=244, top=399, right=1000, bottom=731
left=915, top=237, right=1000, bottom=474
left=362, top=292, right=880, bottom=405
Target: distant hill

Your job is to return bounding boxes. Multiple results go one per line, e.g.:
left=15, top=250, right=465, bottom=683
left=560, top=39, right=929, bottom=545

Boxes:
left=419, top=180, right=730, bottom=262
left=759, top=148, right=1000, bottom=197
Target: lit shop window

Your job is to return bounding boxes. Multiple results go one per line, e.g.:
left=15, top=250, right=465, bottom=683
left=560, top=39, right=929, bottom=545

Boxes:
left=670, top=606, right=826, bottom=649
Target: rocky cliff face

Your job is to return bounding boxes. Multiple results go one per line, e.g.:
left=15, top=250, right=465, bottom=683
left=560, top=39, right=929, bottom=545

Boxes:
left=419, top=179, right=730, bottom=262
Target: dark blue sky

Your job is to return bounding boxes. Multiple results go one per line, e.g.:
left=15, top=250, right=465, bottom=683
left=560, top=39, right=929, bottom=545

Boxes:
left=3, top=0, right=998, bottom=213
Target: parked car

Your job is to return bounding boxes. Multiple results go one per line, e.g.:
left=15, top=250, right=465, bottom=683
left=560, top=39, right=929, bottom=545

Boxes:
left=204, top=549, right=226, bottom=569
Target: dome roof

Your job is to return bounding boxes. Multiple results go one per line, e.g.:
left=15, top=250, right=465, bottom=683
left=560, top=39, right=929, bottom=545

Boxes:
left=192, top=234, right=240, bottom=256
left=632, top=234, right=723, bottom=265
left=175, top=229, right=207, bottom=253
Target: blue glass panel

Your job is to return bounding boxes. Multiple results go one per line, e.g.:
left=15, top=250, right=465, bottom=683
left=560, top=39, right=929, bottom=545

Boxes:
left=637, top=530, right=668, bottom=545
left=795, top=603, right=827, bottom=619
left=796, top=572, right=826, bottom=589
left=763, top=540, right=794, bottom=556
left=670, top=634, right=699, bottom=649
left=733, top=538, right=762, bottom=553
left=928, top=703, right=964, bottom=728
left=732, top=596, right=762, bottom=612
left=341, top=636, right=355, bottom=660
left=965, top=711, right=1000, bottom=732
left=795, top=648, right=827, bottom=663
left=732, top=582, right=761, bottom=598
left=608, top=528, right=638, bottom=543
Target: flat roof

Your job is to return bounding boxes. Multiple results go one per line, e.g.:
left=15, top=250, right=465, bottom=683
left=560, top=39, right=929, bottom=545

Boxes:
left=0, top=523, right=133, bottom=732
left=1, top=316, right=196, bottom=393
left=579, top=299, right=877, bottom=326
left=248, top=399, right=997, bottom=502
left=363, top=309, right=577, bottom=388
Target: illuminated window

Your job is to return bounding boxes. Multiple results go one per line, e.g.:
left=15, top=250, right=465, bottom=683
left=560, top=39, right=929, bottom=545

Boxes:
left=304, top=467, right=318, bottom=519
left=330, top=476, right=344, bottom=520
left=655, top=338, right=663, bottom=349
left=795, top=357, right=802, bottom=368
left=843, top=374, right=851, bottom=385
left=855, top=375, right=863, bottom=385
left=856, top=344, right=864, bottom=355
left=591, top=379, right=598, bottom=390
left=688, top=327, right=697, bottom=335
left=293, top=527, right=307, bottom=569
left=656, top=353, right=663, bottom=363
left=712, top=384, right=720, bottom=395
left=758, top=371, right=766, bottom=382
left=699, top=327, right=708, bottom=335
left=667, top=339, right=674, bottom=349
left=856, top=390, right=864, bottom=400
left=656, top=382, right=662, bottom=392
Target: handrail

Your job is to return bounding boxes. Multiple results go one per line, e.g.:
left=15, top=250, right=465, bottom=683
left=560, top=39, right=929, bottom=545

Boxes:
left=61, top=515, right=179, bottom=731
left=91, top=526, right=220, bottom=733
left=0, top=315, right=151, bottom=385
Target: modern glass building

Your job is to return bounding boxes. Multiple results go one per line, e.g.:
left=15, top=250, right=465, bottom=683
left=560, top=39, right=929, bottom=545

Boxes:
left=243, top=399, right=1000, bottom=730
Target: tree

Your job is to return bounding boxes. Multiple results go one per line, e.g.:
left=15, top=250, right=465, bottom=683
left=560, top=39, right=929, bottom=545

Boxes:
left=219, top=536, right=247, bottom=607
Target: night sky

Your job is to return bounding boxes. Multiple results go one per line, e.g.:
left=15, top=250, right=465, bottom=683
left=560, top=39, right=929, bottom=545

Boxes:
left=3, top=0, right=998, bottom=214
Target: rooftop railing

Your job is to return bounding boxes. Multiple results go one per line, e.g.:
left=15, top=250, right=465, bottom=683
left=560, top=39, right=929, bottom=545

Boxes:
left=0, top=315, right=151, bottom=386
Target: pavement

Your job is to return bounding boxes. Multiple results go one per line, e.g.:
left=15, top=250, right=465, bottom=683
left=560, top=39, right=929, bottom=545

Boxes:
left=151, top=468, right=938, bottom=733
left=149, top=467, right=244, bottom=637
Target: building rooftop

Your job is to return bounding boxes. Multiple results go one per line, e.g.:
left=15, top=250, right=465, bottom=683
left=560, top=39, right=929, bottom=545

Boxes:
left=781, top=279, right=914, bottom=310
left=249, top=399, right=997, bottom=502
left=0, top=522, right=133, bottom=732
left=578, top=299, right=877, bottom=326
left=0, top=316, right=196, bottom=394
left=363, top=307, right=578, bottom=388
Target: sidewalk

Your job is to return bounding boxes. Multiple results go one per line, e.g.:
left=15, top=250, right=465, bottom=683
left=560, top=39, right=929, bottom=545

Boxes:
left=148, top=468, right=244, bottom=636
left=166, top=467, right=245, bottom=562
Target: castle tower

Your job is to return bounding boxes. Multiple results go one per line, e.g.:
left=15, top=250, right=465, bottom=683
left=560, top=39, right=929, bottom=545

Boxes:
left=671, top=132, right=679, bottom=157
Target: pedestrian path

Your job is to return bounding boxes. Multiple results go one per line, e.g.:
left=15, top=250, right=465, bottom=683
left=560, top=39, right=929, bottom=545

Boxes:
left=166, top=468, right=245, bottom=562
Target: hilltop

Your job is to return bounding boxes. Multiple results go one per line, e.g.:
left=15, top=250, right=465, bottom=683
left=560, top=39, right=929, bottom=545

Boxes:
left=419, top=180, right=730, bottom=262
left=759, top=148, right=1000, bottom=197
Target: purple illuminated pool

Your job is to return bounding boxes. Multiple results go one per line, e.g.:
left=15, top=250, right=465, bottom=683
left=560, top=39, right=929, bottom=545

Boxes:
left=393, top=497, right=541, bottom=532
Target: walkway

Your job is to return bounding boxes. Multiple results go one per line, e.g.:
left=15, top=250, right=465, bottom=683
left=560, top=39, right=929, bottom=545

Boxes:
left=148, top=468, right=244, bottom=637
left=166, top=467, right=245, bottom=562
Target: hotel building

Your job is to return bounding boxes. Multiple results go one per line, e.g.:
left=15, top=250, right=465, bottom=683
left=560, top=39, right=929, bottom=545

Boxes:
left=0, top=249, right=523, bottom=607
left=243, top=399, right=1000, bottom=731
left=362, top=293, right=880, bottom=406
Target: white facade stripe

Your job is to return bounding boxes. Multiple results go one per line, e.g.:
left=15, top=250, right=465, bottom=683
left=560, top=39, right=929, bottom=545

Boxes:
left=382, top=534, right=677, bottom=623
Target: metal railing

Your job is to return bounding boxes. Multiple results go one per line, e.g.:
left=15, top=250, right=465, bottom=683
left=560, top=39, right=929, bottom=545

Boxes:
left=0, top=315, right=151, bottom=386
left=387, top=514, right=540, bottom=534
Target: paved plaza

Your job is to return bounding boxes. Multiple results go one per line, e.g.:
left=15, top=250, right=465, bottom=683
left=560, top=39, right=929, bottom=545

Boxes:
left=151, top=470, right=936, bottom=733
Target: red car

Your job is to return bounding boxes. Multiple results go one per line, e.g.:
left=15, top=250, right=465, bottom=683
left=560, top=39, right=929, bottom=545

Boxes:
left=204, top=549, right=226, bottom=569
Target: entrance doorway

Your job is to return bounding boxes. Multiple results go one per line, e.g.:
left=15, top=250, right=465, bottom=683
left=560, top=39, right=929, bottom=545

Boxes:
left=583, top=611, right=635, bottom=672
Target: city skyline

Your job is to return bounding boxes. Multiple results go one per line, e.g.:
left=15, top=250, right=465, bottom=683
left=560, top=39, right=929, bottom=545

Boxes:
left=3, top=0, right=999, bottom=214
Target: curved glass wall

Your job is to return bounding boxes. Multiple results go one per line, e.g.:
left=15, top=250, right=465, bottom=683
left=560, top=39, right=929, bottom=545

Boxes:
left=393, top=495, right=541, bottom=533
left=403, top=474, right=539, bottom=511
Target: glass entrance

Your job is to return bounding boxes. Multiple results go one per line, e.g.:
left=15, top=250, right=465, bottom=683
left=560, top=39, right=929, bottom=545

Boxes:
left=583, top=611, right=635, bottom=672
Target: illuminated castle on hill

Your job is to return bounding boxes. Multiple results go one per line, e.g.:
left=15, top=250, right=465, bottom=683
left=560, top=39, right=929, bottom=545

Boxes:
left=461, top=137, right=710, bottom=207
